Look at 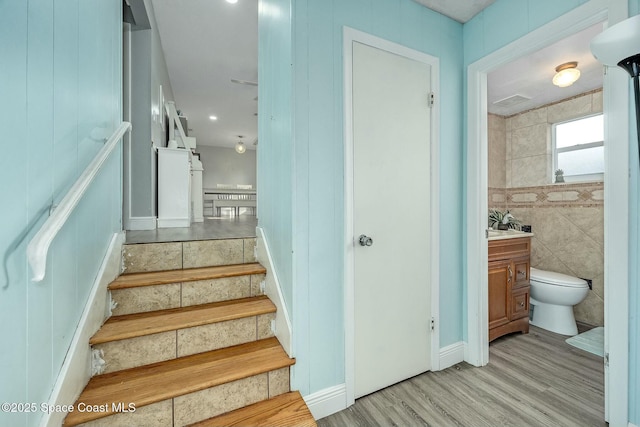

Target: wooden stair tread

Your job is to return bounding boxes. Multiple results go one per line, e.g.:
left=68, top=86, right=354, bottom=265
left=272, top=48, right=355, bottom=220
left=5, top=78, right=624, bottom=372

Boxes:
left=90, top=295, right=275, bottom=345
left=188, top=391, right=316, bottom=427
left=63, top=338, right=295, bottom=426
left=110, top=263, right=267, bottom=290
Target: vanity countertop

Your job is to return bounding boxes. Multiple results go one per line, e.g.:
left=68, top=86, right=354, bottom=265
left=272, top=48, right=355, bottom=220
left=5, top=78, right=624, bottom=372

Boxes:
left=487, top=229, right=534, bottom=241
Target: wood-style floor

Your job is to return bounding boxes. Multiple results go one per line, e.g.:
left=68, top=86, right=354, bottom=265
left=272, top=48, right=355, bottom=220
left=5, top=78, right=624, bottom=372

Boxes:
left=318, top=326, right=604, bottom=427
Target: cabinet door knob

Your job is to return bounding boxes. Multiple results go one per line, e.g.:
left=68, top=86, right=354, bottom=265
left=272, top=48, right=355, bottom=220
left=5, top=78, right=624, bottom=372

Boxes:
left=519, top=301, right=525, bottom=307
left=508, top=265, right=513, bottom=282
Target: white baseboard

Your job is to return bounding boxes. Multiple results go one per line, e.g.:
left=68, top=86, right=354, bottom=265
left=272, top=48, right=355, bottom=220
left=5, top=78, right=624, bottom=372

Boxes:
left=255, top=227, right=293, bottom=356
left=40, top=232, right=125, bottom=427
left=439, top=341, right=465, bottom=370
left=629, top=423, right=638, bottom=427
left=304, top=384, right=347, bottom=421
left=125, top=216, right=157, bottom=230
left=157, top=217, right=190, bottom=228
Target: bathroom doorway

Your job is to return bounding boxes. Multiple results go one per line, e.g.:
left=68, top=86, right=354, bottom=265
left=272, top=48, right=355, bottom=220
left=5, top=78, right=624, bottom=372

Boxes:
left=465, top=1, right=630, bottom=424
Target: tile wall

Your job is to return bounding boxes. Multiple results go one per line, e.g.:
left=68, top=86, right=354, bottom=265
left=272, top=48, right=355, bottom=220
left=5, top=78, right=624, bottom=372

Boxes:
left=488, top=90, right=604, bottom=326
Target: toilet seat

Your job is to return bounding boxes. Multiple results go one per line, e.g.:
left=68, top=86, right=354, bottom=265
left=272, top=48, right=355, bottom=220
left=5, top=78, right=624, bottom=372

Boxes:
left=530, top=267, right=588, bottom=288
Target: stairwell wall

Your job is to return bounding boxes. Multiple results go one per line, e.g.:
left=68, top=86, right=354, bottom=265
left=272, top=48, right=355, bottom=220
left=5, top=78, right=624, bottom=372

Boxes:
left=128, top=0, right=175, bottom=228
left=0, top=1, right=123, bottom=426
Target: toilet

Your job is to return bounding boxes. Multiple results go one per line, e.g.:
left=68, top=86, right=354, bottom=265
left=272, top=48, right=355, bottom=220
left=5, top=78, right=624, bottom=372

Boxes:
left=529, top=267, right=589, bottom=336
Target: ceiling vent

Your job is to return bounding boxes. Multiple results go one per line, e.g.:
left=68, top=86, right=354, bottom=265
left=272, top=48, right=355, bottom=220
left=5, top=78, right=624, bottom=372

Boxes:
left=493, top=94, right=531, bottom=108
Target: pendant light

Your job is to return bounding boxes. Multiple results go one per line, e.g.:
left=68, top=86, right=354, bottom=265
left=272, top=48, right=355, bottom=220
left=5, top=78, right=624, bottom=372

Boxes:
left=235, top=136, right=246, bottom=154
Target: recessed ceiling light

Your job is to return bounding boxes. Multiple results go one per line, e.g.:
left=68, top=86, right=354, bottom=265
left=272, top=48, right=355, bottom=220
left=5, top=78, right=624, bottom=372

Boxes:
left=209, top=115, right=218, bottom=121
left=226, top=0, right=238, bottom=4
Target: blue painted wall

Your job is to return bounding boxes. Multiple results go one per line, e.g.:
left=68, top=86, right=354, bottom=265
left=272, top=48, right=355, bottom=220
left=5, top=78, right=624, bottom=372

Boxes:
left=259, top=0, right=464, bottom=396
left=0, top=1, right=122, bottom=426
left=257, top=0, right=295, bottom=312
left=464, top=0, right=639, bottom=423
left=628, top=1, right=640, bottom=421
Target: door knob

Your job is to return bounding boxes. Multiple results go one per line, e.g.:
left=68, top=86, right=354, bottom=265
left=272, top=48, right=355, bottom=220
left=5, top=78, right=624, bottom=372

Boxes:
left=358, top=235, right=373, bottom=247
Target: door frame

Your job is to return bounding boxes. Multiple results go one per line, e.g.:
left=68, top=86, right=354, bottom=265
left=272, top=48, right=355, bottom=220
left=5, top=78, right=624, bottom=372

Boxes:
left=464, top=0, right=629, bottom=423
left=343, top=26, right=441, bottom=406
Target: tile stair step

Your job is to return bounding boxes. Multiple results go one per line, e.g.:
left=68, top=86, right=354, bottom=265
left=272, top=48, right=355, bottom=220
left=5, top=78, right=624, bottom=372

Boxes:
left=187, top=391, right=317, bottom=427
left=63, top=338, right=295, bottom=427
left=90, top=295, right=276, bottom=345
left=109, top=263, right=266, bottom=290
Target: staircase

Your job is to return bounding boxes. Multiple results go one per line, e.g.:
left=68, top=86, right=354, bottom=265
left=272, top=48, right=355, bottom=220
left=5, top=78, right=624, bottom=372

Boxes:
left=63, top=237, right=316, bottom=427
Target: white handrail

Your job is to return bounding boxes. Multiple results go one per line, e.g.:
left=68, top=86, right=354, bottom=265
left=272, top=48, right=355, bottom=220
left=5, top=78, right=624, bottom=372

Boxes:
left=27, top=122, right=132, bottom=282
left=164, top=101, right=195, bottom=159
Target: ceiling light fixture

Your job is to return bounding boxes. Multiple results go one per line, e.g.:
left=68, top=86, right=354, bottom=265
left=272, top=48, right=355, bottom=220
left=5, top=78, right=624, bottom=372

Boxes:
left=235, top=136, right=246, bottom=154
left=209, top=115, right=217, bottom=121
left=225, top=0, right=238, bottom=4
left=552, top=62, right=581, bottom=87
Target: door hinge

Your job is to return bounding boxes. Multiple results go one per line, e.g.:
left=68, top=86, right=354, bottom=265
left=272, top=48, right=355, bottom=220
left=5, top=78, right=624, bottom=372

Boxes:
left=604, top=352, right=610, bottom=367
left=429, top=92, right=435, bottom=108
left=431, top=317, right=435, bottom=331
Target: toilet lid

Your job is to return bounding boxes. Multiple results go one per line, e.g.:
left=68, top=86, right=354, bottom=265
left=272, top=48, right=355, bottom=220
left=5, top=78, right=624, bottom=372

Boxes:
left=530, top=267, right=588, bottom=288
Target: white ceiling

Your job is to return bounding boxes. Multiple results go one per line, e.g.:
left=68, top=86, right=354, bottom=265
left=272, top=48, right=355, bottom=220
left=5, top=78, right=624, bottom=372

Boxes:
left=150, top=1, right=604, bottom=148
left=413, top=0, right=495, bottom=23
left=488, top=23, right=604, bottom=116
left=151, top=0, right=258, bottom=150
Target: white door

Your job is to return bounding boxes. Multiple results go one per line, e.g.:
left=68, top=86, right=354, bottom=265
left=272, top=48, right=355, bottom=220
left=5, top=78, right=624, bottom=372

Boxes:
left=352, top=41, right=432, bottom=398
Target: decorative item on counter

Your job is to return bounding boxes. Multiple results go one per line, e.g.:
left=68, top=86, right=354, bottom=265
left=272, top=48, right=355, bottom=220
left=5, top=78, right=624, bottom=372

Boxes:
left=554, top=169, right=565, bottom=183
left=488, top=209, right=522, bottom=230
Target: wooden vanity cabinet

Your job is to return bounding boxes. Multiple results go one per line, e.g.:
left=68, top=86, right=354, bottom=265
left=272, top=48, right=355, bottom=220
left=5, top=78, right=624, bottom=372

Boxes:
left=488, top=237, right=531, bottom=342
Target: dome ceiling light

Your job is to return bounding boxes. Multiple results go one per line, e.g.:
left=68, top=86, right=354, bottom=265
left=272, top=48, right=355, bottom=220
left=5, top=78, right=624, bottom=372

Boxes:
left=552, top=61, right=581, bottom=88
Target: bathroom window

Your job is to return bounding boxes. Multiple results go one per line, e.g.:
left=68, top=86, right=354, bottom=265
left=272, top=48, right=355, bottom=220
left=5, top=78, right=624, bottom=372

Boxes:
left=552, top=114, right=604, bottom=182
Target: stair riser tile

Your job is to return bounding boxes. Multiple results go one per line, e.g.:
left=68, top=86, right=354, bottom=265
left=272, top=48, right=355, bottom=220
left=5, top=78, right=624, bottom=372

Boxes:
left=177, top=317, right=257, bottom=358
left=173, top=374, right=269, bottom=427
left=111, top=284, right=181, bottom=315
left=250, top=274, right=265, bottom=297
left=244, top=238, right=257, bottom=263
left=94, top=332, right=176, bottom=374
left=183, top=240, right=244, bottom=269
left=123, top=243, right=182, bottom=273
left=257, top=312, right=276, bottom=340
left=268, top=367, right=291, bottom=398
left=182, top=276, right=251, bottom=307
left=123, top=239, right=258, bottom=273
left=96, top=314, right=272, bottom=371
left=112, top=273, right=266, bottom=315
left=77, top=398, right=172, bottom=427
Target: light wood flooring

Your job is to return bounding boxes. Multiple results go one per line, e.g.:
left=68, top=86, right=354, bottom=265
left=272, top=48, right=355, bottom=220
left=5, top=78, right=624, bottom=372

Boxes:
left=319, top=326, right=604, bottom=427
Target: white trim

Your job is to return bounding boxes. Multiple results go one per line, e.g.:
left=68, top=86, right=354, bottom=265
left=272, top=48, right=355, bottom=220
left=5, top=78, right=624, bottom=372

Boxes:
left=343, top=26, right=441, bottom=406
left=40, top=232, right=125, bottom=427
left=27, top=122, right=131, bottom=282
left=123, top=23, right=134, bottom=230
left=438, top=342, right=465, bottom=371
left=465, top=0, right=628, bottom=424
left=256, top=227, right=293, bottom=356
left=304, top=384, right=347, bottom=421
left=125, top=216, right=157, bottom=231
left=629, top=423, right=638, bottom=427
left=156, top=217, right=190, bottom=228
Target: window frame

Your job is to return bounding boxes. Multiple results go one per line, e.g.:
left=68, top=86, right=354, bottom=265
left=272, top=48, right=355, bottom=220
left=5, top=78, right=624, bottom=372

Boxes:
left=551, top=113, right=604, bottom=183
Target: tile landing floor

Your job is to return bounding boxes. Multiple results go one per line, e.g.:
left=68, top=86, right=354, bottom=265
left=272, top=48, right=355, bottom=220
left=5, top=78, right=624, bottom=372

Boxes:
left=125, top=216, right=258, bottom=244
